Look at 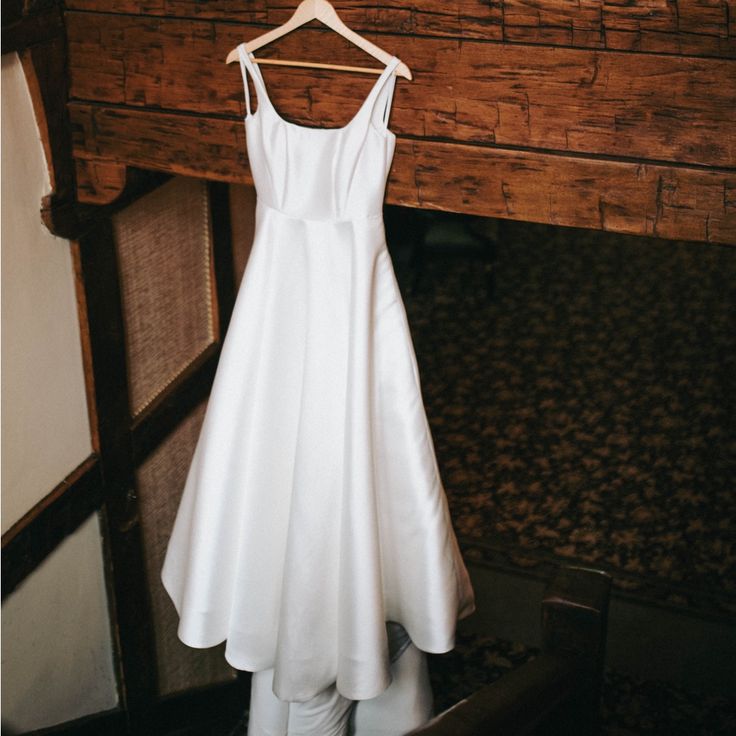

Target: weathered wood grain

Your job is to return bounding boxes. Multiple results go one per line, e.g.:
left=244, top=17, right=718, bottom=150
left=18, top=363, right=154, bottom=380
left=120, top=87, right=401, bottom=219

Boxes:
left=66, top=14, right=736, bottom=168
left=64, top=0, right=736, bottom=57
left=69, top=103, right=736, bottom=243
left=76, top=157, right=129, bottom=204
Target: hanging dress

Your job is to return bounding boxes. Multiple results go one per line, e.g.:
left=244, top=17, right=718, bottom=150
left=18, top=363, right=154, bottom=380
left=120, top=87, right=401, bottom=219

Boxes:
left=161, top=44, right=475, bottom=704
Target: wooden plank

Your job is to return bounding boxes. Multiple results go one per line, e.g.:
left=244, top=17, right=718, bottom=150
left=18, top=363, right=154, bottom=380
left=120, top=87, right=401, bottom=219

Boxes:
left=1, top=456, right=104, bottom=600
left=63, top=0, right=736, bottom=57
left=393, top=141, right=736, bottom=244
left=68, top=103, right=736, bottom=244
left=66, top=14, right=736, bottom=168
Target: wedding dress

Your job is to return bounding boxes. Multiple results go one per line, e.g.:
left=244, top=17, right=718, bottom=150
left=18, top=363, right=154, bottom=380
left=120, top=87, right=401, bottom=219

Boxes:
left=161, top=44, right=475, bottom=709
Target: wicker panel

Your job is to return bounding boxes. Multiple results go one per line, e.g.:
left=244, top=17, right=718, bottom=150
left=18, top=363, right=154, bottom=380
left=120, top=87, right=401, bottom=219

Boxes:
left=136, top=400, right=236, bottom=696
left=113, top=178, right=216, bottom=417
left=229, top=184, right=257, bottom=289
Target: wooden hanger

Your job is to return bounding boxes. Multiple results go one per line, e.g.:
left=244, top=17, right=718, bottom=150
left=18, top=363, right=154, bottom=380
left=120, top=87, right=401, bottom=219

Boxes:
left=225, top=0, right=412, bottom=80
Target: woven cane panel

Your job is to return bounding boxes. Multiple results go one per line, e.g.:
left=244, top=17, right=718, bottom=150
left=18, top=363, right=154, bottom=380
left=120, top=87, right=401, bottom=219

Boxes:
left=136, top=400, right=236, bottom=695
left=229, top=183, right=257, bottom=288
left=113, top=178, right=216, bottom=417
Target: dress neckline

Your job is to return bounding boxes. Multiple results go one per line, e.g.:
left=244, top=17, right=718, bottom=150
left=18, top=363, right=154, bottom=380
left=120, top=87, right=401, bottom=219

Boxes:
left=240, top=46, right=400, bottom=134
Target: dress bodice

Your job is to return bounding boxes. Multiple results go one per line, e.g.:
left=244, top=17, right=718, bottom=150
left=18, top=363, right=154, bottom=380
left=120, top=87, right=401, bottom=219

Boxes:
left=239, top=46, right=400, bottom=222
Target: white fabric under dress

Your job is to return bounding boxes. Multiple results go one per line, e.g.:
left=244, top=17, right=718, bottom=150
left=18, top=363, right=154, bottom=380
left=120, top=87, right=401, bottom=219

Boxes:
left=161, top=44, right=475, bottom=705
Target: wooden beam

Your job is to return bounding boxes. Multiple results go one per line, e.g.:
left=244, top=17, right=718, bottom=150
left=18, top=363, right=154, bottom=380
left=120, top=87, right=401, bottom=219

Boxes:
left=68, top=104, right=736, bottom=244
left=63, top=0, right=736, bottom=57
left=2, top=456, right=104, bottom=600
left=2, top=3, right=64, bottom=53
left=12, top=9, right=78, bottom=239
left=75, top=158, right=129, bottom=205
left=65, top=15, right=736, bottom=168
left=78, top=217, right=159, bottom=720
left=392, top=141, right=736, bottom=244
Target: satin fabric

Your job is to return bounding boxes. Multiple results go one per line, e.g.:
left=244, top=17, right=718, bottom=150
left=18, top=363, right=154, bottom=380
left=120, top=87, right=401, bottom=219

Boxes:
left=249, top=640, right=433, bottom=736
left=161, top=44, right=475, bottom=704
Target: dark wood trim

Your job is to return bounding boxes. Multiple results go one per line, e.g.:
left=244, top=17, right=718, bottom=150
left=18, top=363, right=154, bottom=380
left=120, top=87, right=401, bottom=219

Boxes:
left=11, top=4, right=77, bottom=239
left=43, top=169, right=172, bottom=242
left=1, top=455, right=103, bottom=600
left=67, top=103, right=736, bottom=245
left=1, top=3, right=64, bottom=54
left=64, top=14, right=736, bottom=169
left=78, top=216, right=158, bottom=721
left=70, top=240, right=101, bottom=453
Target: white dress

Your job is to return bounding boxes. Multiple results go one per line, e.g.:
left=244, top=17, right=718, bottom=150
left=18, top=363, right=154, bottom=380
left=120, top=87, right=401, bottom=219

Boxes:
left=161, top=44, right=475, bottom=705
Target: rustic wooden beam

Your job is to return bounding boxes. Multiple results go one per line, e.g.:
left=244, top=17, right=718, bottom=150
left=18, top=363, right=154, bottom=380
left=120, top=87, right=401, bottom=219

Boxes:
left=1, top=2, right=64, bottom=53
left=65, top=14, right=736, bottom=168
left=392, top=141, right=736, bottom=244
left=63, top=0, right=736, bottom=58
left=75, top=158, right=130, bottom=205
left=68, top=104, right=736, bottom=244
left=10, top=8, right=78, bottom=238
left=1, top=456, right=104, bottom=600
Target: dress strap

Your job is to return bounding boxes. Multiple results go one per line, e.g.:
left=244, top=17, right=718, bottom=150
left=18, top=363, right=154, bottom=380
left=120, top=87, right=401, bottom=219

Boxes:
left=237, top=43, right=272, bottom=118
left=368, top=56, right=401, bottom=131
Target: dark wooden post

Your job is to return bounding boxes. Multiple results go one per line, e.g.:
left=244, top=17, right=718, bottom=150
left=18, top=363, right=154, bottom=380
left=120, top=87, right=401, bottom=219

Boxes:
left=541, top=566, right=612, bottom=735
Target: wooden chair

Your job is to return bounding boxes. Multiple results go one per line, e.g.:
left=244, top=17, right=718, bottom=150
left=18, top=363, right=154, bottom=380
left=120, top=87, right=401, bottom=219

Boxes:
left=410, top=566, right=612, bottom=736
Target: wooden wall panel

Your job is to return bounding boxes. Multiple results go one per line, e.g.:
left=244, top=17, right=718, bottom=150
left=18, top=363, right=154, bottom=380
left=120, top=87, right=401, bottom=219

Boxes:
left=63, top=1, right=736, bottom=243
left=66, top=14, right=736, bottom=168
left=64, top=0, right=736, bottom=57
left=69, top=103, right=736, bottom=244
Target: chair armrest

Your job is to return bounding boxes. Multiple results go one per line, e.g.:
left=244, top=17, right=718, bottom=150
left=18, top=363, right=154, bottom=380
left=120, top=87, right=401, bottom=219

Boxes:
left=408, top=565, right=612, bottom=736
